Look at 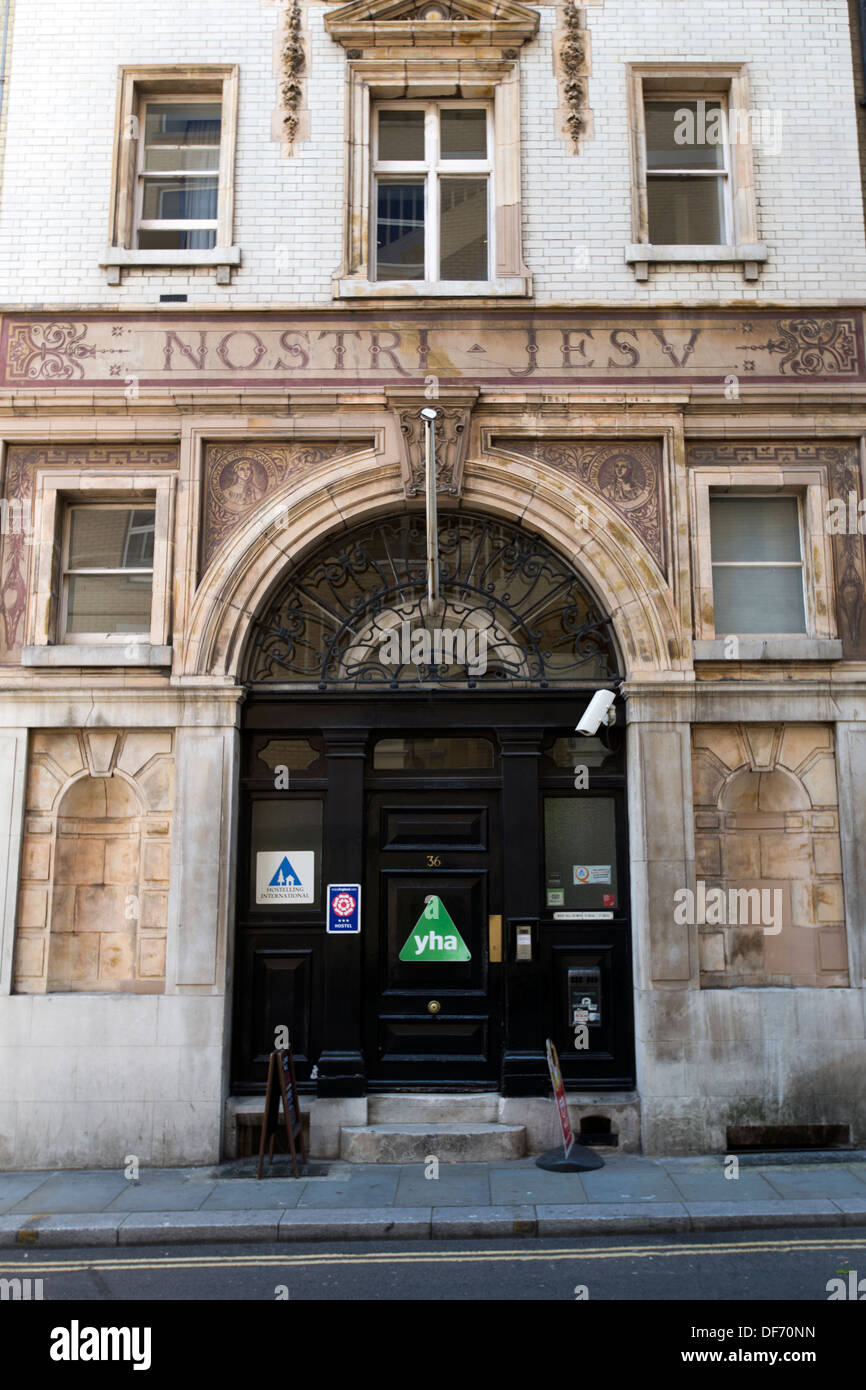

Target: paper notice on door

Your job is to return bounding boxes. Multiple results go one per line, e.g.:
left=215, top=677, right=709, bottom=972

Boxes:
left=573, top=864, right=611, bottom=886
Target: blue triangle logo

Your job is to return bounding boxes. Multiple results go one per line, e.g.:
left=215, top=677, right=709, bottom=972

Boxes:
left=268, top=855, right=302, bottom=888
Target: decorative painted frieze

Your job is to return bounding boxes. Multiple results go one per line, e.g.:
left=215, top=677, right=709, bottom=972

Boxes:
left=1, top=312, right=862, bottom=388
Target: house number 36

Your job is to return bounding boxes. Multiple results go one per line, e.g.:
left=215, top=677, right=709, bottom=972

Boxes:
left=426, top=855, right=441, bottom=868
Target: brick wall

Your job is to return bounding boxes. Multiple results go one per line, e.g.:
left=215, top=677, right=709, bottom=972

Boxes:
left=0, top=0, right=862, bottom=306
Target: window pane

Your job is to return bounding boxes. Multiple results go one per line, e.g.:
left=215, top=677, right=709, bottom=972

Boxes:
left=710, top=497, right=802, bottom=563
left=66, top=575, right=153, bottom=633
left=441, top=109, right=486, bottom=160
left=376, top=180, right=425, bottom=279
left=645, top=101, right=726, bottom=170
left=378, top=110, right=425, bottom=161
left=137, top=228, right=216, bottom=249
left=144, top=103, right=221, bottom=147
left=647, top=176, right=725, bottom=244
left=712, top=566, right=806, bottom=634
left=546, top=735, right=617, bottom=772
left=249, top=799, right=323, bottom=910
left=144, top=145, right=220, bottom=173
left=440, top=178, right=487, bottom=279
left=68, top=508, right=155, bottom=570
left=544, top=797, right=618, bottom=912
left=142, top=177, right=218, bottom=222
left=372, top=736, right=496, bottom=770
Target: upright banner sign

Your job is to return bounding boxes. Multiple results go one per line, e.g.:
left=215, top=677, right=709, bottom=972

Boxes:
left=327, top=884, right=361, bottom=934
left=545, top=1038, right=574, bottom=1159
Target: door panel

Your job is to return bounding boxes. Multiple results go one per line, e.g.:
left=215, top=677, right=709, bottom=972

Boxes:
left=366, top=793, right=500, bottom=1084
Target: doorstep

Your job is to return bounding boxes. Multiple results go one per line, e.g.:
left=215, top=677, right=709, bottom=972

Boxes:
left=224, top=1091, right=642, bottom=1160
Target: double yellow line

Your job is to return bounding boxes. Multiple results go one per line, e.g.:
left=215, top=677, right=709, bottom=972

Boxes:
left=2, top=1235, right=864, bottom=1276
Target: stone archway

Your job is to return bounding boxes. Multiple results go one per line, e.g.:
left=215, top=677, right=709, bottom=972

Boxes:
left=181, top=449, right=685, bottom=682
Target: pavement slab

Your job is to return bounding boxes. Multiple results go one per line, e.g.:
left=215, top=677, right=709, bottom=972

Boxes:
left=295, top=1171, right=401, bottom=1208
left=199, top=1180, right=308, bottom=1210
left=665, top=1171, right=783, bottom=1203
left=105, top=1180, right=218, bottom=1212
left=761, top=1166, right=866, bottom=1200
left=0, top=1174, right=60, bottom=1214
left=7, top=1173, right=129, bottom=1214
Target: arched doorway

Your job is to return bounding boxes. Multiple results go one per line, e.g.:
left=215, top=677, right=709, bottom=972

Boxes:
left=231, top=510, right=635, bottom=1096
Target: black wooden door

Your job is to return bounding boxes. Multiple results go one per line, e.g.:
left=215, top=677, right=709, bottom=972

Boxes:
left=365, top=792, right=502, bottom=1084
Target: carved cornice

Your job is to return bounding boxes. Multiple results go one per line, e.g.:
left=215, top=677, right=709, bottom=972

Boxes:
left=325, top=0, right=539, bottom=50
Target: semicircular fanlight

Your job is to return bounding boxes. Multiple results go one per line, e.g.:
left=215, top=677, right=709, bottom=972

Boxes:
left=244, top=511, right=618, bottom=689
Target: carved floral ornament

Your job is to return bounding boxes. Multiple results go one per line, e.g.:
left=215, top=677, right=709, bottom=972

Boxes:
left=560, top=1, right=588, bottom=150
left=281, top=0, right=306, bottom=150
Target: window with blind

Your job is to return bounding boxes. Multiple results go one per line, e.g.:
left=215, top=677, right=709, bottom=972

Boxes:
left=61, top=504, right=156, bottom=640
left=644, top=98, right=730, bottom=245
left=709, top=496, right=807, bottom=635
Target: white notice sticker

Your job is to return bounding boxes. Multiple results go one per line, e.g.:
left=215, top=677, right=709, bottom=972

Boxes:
left=256, top=851, right=315, bottom=904
left=573, top=864, right=611, bottom=886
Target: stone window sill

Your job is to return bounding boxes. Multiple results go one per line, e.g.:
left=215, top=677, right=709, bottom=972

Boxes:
left=100, top=246, right=241, bottom=286
left=335, top=276, right=532, bottom=299
left=694, top=638, right=843, bottom=662
left=626, top=244, right=768, bottom=282
left=23, top=644, right=173, bottom=668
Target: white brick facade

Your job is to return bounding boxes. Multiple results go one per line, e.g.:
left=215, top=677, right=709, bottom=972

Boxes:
left=0, top=0, right=862, bottom=307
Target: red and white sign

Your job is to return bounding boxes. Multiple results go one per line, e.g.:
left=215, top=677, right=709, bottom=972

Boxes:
left=545, top=1038, right=574, bottom=1158
left=331, top=892, right=356, bottom=917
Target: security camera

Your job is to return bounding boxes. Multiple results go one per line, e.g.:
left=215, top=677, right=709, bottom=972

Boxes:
left=420, top=406, right=438, bottom=421
left=576, top=689, right=616, bottom=737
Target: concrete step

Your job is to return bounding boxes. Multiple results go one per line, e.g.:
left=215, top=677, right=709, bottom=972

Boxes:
left=367, top=1093, right=498, bottom=1124
left=340, top=1122, right=526, bottom=1163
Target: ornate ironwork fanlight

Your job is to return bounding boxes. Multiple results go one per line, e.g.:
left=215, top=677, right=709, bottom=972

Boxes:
left=245, top=511, right=619, bottom=688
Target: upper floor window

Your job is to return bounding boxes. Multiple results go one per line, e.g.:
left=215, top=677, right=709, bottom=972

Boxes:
left=625, top=65, right=766, bottom=281
left=373, top=103, right=492, bottom=283
left=136, top=99, right=222, bottom=251
left=644, top=98, right=729, bottom=246
left=101, top=65, right=239, bottom=284
left=62, top=504, right=156, bottom=641
left=709, top=496, right=806, bottom=635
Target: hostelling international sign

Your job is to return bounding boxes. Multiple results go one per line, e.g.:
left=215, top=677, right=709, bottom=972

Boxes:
left=1, top=311, right=861, bottom=388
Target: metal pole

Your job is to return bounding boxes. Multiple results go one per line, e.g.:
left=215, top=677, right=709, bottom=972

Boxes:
left=422, top=408, right=439, bottom=617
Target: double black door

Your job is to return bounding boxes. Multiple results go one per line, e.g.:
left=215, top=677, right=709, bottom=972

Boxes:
left=364, top=791, right=501, bottom=1084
